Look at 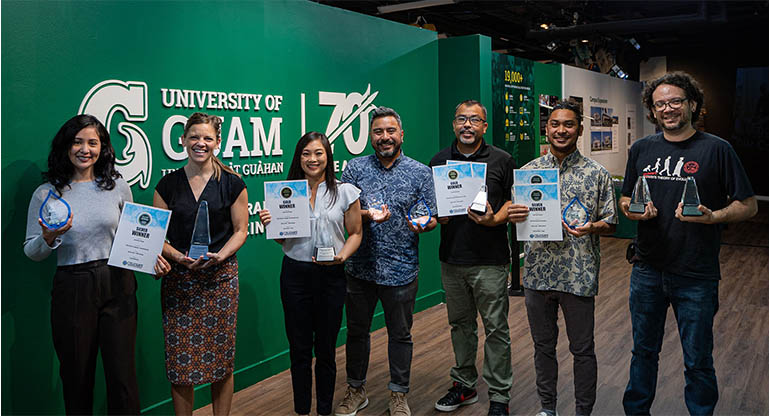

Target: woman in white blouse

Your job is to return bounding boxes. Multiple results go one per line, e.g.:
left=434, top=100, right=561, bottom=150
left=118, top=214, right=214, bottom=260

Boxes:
left=259, top=131, right=362, bottom=416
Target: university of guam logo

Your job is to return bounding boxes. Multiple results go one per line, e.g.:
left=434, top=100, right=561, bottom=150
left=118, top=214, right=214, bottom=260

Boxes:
left=79, top=80, right=151, bottom=189
left=319, top=84, right=379, bottom=155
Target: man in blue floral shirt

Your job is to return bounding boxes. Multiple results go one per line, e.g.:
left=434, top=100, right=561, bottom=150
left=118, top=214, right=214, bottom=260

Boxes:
left=508, top=100, right=617, bottom=416
left=335, top=106, right=437, bottom=416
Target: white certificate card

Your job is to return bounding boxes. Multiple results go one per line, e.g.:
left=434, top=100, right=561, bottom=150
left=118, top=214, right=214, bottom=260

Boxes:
left=432, top=163, right=478, bottom=217
left=264, top=180, right=311, bottom=240
left=108, top=202, right=171, bottom=275
left=513, top=168, right=562, bottom=241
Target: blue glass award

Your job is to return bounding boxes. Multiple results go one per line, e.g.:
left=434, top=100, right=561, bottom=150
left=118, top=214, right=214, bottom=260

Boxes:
left=680, top=176, right=703, bottom=216
left=39, top=189, right=71, bottom=229
left=562, top=196, right=590, bottom=229
left=408, top=198, right=432, bottom=228
left=189, top=200, right=210, bottom=259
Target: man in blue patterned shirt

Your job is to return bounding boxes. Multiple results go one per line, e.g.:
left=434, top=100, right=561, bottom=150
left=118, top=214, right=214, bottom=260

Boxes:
left=508, top=100, right=617, bottom=416
left=335, top=106, right=437, bottom=416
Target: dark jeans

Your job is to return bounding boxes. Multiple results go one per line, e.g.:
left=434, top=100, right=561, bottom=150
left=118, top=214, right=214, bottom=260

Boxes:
left=280, top=256, right=346, bottom=415
left=51, top=259, right=140, bottom=415
left=623, top=262, right=719, bottom=416
left=345, top=274, right=418, bottom=393
left=525, top=289, right=596, bottom=415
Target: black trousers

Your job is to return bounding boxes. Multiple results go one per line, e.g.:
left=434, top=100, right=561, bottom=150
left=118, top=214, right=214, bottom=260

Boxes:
left=280, top=256, right=346, bottom=415
left=524, top=288, right=597, bottom=416
left=51, top=259, right=140, bottom=415
left=345, top=274, right=418, bottom=393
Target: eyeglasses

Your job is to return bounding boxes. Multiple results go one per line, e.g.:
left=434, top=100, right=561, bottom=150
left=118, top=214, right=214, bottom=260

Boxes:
left=454, top=115, right=486, bottom=126
left=653, top=97, right=687, bottom=111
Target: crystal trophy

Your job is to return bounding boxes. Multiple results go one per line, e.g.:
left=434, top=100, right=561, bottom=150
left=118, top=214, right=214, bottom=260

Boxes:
left=680, top=176, right=703, bottom=216
left=189, top=200, right=210, bottom=259
left=39, top=189, right=72, bottom=229
left=629, top=176, right=652, bottom=214
left=313, top=213, right=336, bottom=262
left=365, top=190, right=387, bottom=221
left=408, top=198, right=432, bottom=228
left=469, top=185, right=488, bottom=215
left=563, top=196, right=590, bottom=229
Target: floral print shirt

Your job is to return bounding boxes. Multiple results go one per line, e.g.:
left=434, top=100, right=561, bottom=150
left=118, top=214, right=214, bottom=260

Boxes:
left=521, top=150, right=617, bottom=297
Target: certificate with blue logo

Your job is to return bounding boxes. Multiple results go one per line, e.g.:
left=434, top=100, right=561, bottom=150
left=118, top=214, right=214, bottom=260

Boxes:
left=433, top=163, right=480, bottom=217
left=513, top=169, right=562, bottom=241
left=264, top=180, right=311, bottom=240
left=108, top=202, right=171, bottom=274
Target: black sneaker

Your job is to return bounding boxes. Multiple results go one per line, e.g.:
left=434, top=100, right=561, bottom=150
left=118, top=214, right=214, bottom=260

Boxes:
left=488, top=401, right=509, bottom=416
left=434, top=381, right=479, bottom=412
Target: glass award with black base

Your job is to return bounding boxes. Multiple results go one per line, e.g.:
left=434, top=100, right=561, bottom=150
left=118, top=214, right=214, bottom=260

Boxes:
left=681, top=176, right=703, bottom=216
left=408, top=198, right=432, bottom=228
left=469, top=185, right=488, bottom=215
left=313, top=213, right=335, bottom=262
left=39, top=189, right=72, bottom=229
left=629, top=176, right=651, bottom=214
left=563, top=196, right=590, bottom=229
left=189, top=200, right=210, bottom=259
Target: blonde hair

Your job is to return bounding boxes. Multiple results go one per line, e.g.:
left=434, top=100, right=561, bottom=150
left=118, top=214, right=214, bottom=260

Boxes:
left=183, top=112, right=240, bottom=180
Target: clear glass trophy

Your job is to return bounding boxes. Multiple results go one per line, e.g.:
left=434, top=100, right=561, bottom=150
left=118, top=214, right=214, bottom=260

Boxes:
left=469, top=185, right=488, bottom=215
left=408, top=198, right=432, bottom=228
left=563, top=196, right=590, bottom=229
left=189, top=200, right=211, bottom=259
left=39, top=189, right=72, bottom=229
left=365, top=191, right=387, bottom=222
left=313, top=213, right=336, bottom=262
left=629, top=176, right=651, bottom=214
left=680, top=176, right=703, bottom=216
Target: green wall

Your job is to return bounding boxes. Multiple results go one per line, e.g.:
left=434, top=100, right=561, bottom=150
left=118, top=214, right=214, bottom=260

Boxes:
left=533, top=61, right=563, bottom=162
left=438, top=35, right=493, bottom=148
left=1, top=1, right=442, bottom=413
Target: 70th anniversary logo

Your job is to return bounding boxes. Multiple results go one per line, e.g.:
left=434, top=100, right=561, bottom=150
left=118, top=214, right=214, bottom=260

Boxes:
left=79, top=80, right=379, bottom=189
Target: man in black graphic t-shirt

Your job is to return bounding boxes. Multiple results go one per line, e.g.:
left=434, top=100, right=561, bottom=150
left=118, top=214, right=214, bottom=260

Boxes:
left=619, top=72, right=757, bottom=415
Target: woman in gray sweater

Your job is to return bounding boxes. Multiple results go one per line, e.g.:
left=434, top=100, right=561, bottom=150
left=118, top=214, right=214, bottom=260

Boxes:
left=24, top=114, right=170, bottom=414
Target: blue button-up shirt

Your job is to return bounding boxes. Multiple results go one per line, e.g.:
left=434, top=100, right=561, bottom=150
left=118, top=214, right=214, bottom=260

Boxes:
left=341, top=153, right=437, bottom=286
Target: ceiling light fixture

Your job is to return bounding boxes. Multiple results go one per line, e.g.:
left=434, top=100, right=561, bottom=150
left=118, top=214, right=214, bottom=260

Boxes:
left=377, top=0, right=458, bottom=14
left=540, top=23, right=549, bottom=30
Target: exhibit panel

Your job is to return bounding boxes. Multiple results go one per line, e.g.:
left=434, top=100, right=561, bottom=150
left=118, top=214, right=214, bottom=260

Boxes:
left=562, top=65, right=654, bottom=176
left=1, top=1, right=442, bottom=413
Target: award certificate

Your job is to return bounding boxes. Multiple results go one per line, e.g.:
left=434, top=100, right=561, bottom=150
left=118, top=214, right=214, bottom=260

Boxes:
left=432, top=163, right=477, bottom=217
left=108, top=202, right=171, bottom=275
left=513, top=168, right=562, bottom=241
left=264, top=180, right=311, bottom=240
left=514, top=168, right=558, bottom=185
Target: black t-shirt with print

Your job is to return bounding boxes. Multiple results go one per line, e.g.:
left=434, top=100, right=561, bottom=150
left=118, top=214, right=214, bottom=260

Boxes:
left=621, top=131, right=754, bottom=279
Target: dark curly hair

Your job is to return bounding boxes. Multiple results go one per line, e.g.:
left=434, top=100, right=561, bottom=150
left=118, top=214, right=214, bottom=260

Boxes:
left=287, top=131, right=338, bottom=207
left=642, top=71, right=705, bottom=125
left=550, top=99, right=583, bottom=127
left=43, top=114, right=121, bottom=194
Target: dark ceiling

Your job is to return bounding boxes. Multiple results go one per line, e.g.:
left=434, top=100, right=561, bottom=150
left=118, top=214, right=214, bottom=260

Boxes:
left=314, top=0, right=768, bottom=79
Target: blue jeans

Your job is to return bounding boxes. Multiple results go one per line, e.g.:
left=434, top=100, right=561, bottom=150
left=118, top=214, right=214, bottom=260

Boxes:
left=622, top=262, right=719, bottom=416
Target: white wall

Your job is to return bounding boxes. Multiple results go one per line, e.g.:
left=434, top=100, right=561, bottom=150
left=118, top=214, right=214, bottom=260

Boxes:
left=562, top=65, right=656, bottom=176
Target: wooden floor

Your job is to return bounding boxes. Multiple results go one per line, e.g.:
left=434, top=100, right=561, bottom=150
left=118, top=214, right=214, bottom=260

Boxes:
left=196, top=206, right=768, bottom=415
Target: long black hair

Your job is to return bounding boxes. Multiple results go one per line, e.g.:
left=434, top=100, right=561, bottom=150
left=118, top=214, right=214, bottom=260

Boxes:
left=43, top=114, right=121, bottom=194
left=287, top=131, right=338, bottom=206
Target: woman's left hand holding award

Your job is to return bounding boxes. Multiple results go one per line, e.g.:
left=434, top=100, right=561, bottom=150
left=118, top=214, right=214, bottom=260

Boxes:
left=38, top=189, right=73, bottom=244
